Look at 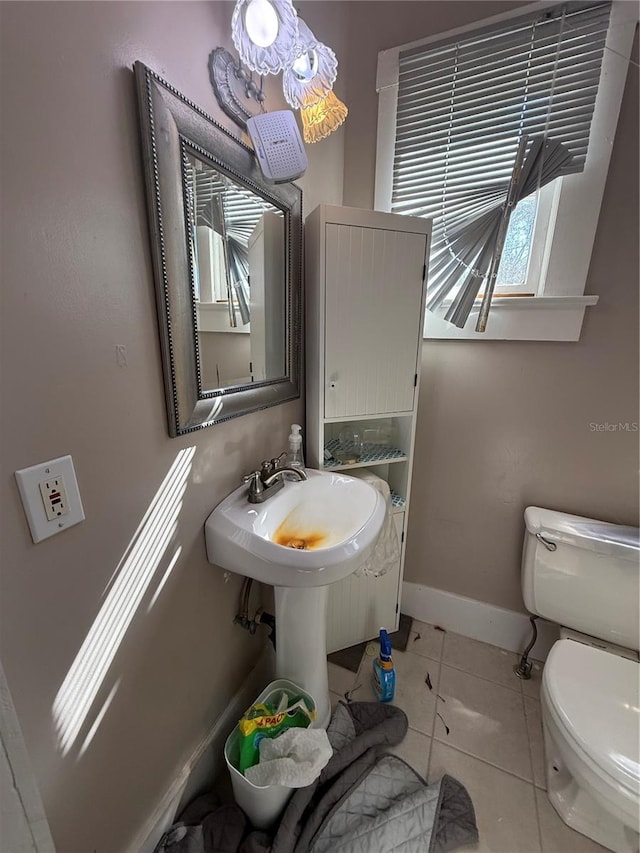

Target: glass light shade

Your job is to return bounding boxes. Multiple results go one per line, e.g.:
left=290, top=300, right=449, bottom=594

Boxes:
left=283, top=19, right=337, bottom=109
left=245, top=0, right=279, bottom=47
left=232, top=0, right=299, bottom=75
left=300, top=90, right=348, bottom=143
left=292, top=49, right=318, bottom=83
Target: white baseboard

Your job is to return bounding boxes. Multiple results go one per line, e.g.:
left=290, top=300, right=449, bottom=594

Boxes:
left=132, top=644, right=275, bottom=853
left=401, top=582, right=559, bottom=661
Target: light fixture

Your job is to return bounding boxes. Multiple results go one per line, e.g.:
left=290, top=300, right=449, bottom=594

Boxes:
left=282, top=19, right=337, bottom=110
left=227, top=1, right=347, bottom=147
left=208, top=47, right=265, bottom=129
left=231, top=0, right=299, bottom=75
left=300, top=90, right=348, bottom=144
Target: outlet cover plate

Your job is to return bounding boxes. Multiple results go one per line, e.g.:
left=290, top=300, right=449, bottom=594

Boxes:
left=15, top=455, right=85, bottom=543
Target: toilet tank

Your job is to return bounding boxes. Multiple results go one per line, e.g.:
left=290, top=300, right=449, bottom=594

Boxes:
left=522, top=506, right=640, bottom=651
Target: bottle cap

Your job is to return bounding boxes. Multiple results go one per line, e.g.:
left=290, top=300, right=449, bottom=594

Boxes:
left=379, top=627, right=392, bottom=661
left=289, top=424, right=302, bottom=447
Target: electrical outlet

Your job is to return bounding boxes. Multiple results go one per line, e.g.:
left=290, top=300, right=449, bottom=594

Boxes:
left=15, top=455, right=84, bottom=543
left=39, top=476, right=69, bottom=521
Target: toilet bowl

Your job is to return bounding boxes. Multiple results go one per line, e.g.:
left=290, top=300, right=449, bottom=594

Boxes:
left=522, top=507, right=640, bottom=853
left=542, top=639, right=639, bottom=853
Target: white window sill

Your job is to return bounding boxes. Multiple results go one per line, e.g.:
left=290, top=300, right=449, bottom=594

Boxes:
left=197, top=302, right=250, bottom=334
left=424, top=295, right=599, bottom=342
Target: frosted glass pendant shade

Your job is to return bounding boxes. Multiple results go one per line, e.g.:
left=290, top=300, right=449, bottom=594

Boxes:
left=282, top=19, right=337, bottom=109
left=232, top=0, right=299, bottom=75
left=300, top=90, right=348, bottom=143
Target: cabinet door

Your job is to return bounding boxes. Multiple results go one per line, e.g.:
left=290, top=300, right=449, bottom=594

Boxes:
left=248, top=212, right=285, bottom=382
left=326, top=513, right=404, bottom=653
left=324, top=225, right=427, bottom=418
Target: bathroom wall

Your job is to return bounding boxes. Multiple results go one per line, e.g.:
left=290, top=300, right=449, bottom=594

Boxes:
left=341, top=2, right=640, bottom=612
left=0, top=2, right=346, bottom=851
left=2, top=2, right=636, bottom=847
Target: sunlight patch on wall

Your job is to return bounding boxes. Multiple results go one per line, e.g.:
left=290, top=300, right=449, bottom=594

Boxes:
left=147, top=546, right=182, bottom=612
left=53, top=447, right=196, bottom=756
left=77, top=679, right=120, bottom=759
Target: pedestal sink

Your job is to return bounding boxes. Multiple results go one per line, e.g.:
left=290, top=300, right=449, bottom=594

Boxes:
left=205, top=469, right=386, bottom=726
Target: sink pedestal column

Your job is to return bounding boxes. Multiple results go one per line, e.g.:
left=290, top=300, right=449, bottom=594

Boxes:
left=274, top=586, right=331, bottom=728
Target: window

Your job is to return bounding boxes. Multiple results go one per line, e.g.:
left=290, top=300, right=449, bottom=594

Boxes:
left=495, top=196, right=538, bottom=292
left=185, top=155, right=284, bottom=334
left=375, top=1, right=636, bottom=341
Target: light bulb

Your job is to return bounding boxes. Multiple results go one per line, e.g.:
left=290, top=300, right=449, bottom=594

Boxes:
left=232, top=0, right=299, bottom=75
left=244, top=0, right=279, bottom=48
left=282, top=18, right=337, bottom=109
left=292, top=49, right=318, bottom=82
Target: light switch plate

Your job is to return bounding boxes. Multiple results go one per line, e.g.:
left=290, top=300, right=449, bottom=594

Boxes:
left=15, top=455, right=85, bottom=543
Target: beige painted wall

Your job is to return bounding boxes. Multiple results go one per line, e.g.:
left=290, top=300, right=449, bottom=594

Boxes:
left=0, top=2, right=346, bottom=850
left=342, top=2, right=640, bottom=612
left=1, top=1, right=637, bottom=847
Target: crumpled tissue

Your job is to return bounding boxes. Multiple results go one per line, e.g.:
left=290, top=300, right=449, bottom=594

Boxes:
left=244, top=727, right=332, bottom=788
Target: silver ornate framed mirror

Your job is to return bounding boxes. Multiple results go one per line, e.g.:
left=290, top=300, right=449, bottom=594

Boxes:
left=134, top=61, right=302, bottom=436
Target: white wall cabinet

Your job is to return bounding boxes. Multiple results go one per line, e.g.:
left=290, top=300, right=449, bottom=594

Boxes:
left=305, top=205, right=432, bottom=652
left=248, top=212, right=285, bottom=382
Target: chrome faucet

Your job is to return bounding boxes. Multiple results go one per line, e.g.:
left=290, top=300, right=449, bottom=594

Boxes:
left=242, top=453, right=308, bottom=504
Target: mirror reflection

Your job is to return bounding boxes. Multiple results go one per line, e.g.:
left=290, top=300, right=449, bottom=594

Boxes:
left=135, top=62, right=302, bottom=436
left=185, top=152, right=286, bottom=391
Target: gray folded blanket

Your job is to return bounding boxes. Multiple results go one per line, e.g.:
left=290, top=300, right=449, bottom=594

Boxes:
left=155, top=701, right=478, bottom=853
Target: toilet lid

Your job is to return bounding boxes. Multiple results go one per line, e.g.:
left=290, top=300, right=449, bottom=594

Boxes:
left=544, top=640, right=640, bottom=793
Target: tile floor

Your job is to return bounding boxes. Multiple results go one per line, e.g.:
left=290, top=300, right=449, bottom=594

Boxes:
left=328, top=621, right=609, bottom=853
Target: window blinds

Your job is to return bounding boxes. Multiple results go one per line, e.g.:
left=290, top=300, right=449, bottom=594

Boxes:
left=185, top=157, right=283, bottom=325
left=391, top=1, right=611, bottom=329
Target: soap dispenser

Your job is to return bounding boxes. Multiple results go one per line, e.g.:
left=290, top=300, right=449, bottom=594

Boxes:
left=286, top=424, right=305, bottom=473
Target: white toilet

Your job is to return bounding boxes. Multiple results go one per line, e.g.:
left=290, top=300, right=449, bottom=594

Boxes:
left=522, top=506, right=640, bottom=853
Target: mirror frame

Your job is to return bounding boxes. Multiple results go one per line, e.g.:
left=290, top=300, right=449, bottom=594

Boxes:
left=134, top=61, right=302, bottom=436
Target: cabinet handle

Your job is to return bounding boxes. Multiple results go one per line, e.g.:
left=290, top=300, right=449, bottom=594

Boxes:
left=329, top=381, right=337, bottom=389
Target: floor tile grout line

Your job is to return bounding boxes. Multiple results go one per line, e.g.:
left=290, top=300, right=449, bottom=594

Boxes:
left=341, top=638, right=550, bottom=804
left=532, top=778, right=545, bottom=852
left=522, top=691, right=543, bottom=788
left=351, top=646, right=370, bottom=698
left=519, top=684, right=536, bottom=782
left=438, top=658, right=525, bottom=694
left=431, top=737, right=538, bottom=789
left=336, top=641, right=532, bottom=702
left=327, top=661, right=361, bottom=700
left=434, top=647, right=535, bottom=787
left=426, top=635, right=447, bottom=778
left=522, top=685, right=546, bottom=852
left=407, top=723, right=433, bottom=737
left=349, top=642, right=441, bottom=763
left=337, top=630, right=555, bottom=851
left=402, top=718, right=547, bottom=791
left=416, top=622, right=546, bottom=667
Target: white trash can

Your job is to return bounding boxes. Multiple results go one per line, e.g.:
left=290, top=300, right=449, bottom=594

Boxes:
left=224, top=679, right=318, bottom=830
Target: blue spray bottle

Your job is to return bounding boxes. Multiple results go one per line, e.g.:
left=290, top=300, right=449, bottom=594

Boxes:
left=372, top=628, right=396, bottom=702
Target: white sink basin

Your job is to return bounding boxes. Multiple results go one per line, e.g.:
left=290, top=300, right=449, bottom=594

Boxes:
left=205, top=469, right=385, bottom=587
